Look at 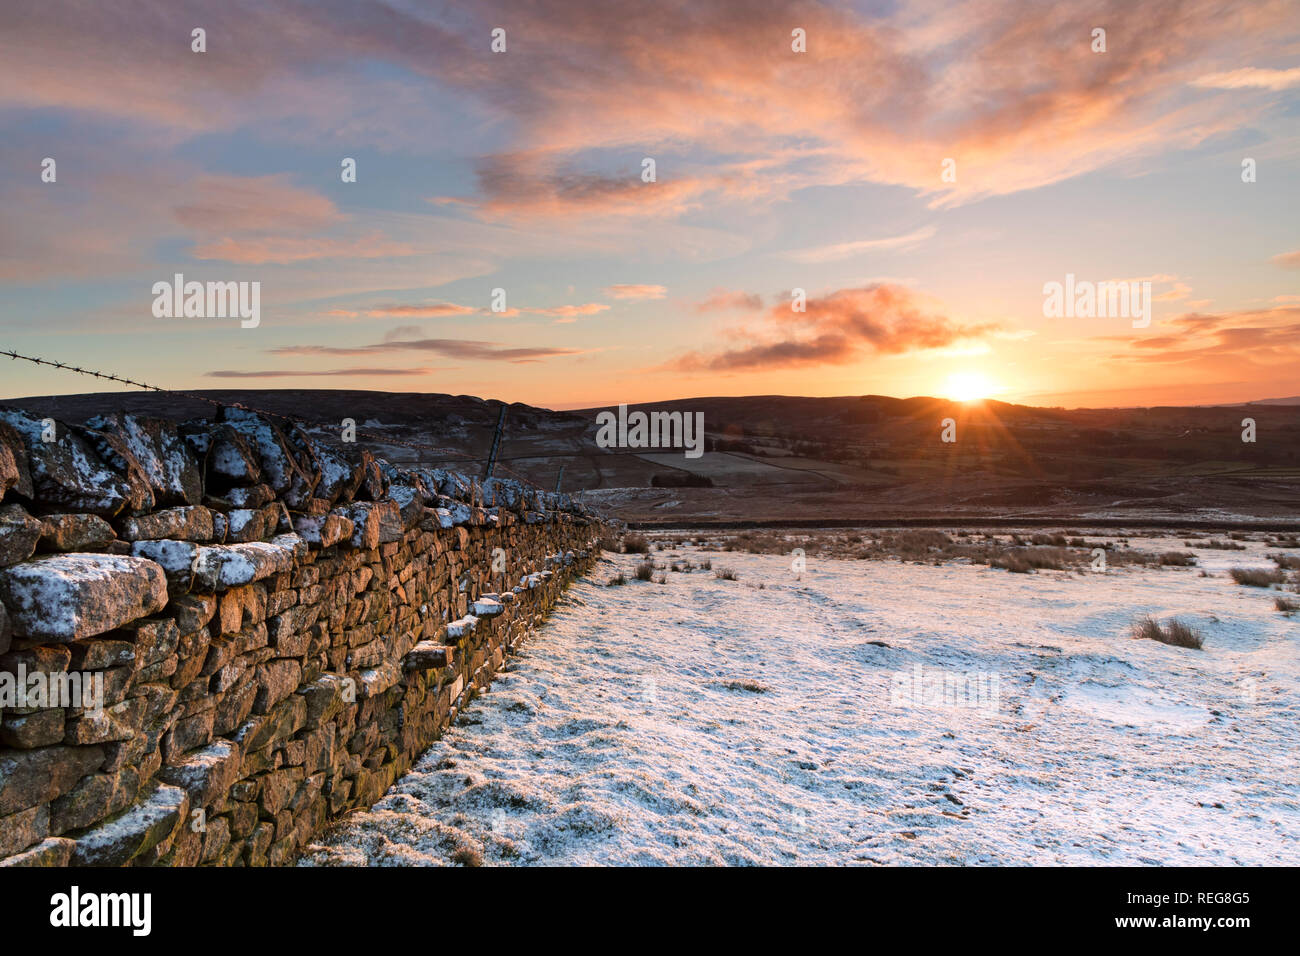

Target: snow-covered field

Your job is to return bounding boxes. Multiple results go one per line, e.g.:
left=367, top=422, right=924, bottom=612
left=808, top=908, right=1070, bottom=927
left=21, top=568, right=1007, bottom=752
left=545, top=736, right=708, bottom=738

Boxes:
left=301, top=535, right=1300, bottom=866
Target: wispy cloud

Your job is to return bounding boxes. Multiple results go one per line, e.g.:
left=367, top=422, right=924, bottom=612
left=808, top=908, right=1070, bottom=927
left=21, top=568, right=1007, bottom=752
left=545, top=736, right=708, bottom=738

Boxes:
left=193, top=233, right=420, bottom=265
left=604, top=284, right=667, bottom=300
left=367, top=303, right=480, bottom=318
left=1154, top=282, right=1192, bottom=302
left=206, top=367, right=444, bottom=378
left=271, top=337, right=584, bottom=364
left=695, top=289, right=765, bottom=312
left=316, top=300, right=613, bottom=325
left=1192, top=67, right=1300, bottom=90
left=525, top=303, right=610, bottom=320
left=779, top=226, right=937, bottom=264
left=173, top=174, right=340, bottom=234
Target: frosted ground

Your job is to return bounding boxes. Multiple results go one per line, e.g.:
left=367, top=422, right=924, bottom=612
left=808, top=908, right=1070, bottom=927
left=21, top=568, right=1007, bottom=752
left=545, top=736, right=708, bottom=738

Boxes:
left=302, top=534, right=1299, bottom=866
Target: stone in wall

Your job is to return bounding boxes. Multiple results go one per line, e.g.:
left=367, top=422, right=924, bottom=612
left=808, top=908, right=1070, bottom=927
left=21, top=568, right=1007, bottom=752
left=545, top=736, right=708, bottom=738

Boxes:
left=0, top=553, right=168, bottom=642
left=0, top=408, right=135, bottom=516
left=0, top=421, right=34, bottom=504
left=38, top=513, right=116, bottom=553
left=83, top=413, right=203, bottom=507
left=0, top=505, right=43, bottom=568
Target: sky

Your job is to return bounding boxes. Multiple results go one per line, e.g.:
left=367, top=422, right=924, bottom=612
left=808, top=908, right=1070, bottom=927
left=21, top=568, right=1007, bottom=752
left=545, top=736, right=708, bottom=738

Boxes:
left=1, top=0, right=1297, bottom=410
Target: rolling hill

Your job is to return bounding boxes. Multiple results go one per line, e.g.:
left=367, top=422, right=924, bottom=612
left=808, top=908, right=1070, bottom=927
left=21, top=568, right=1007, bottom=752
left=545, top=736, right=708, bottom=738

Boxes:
left=4, top=389, right=1297, bottom=525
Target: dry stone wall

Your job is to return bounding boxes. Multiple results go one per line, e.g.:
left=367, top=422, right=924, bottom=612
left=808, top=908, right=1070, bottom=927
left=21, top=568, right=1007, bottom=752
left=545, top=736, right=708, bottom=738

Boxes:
left=0, top=404, right=604, bottom=866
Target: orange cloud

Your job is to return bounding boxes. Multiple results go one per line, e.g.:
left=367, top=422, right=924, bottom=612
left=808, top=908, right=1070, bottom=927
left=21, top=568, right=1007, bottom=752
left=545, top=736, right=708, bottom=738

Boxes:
left=604, top=284, right=667, bottom=300
left=367, top=303, right=480, bottom=318
left=1154, top=282, right=1193, bottom=302
left=695, top=289, right=764, bottom=312
left=1106, top=307, right=1300, bottom=376
left=526, top=303, right=610, bottom=322
left=672, top=284, right=997, bottom=371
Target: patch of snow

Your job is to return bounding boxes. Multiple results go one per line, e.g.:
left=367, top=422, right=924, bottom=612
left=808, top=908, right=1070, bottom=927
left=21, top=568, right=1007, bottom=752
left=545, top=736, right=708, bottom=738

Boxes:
left=302, top=541, right=1300, bottom=866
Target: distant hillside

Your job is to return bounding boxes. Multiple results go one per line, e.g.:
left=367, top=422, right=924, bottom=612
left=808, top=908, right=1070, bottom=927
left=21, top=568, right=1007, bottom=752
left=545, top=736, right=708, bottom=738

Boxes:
left=4, top=389, right=1297, bottom=523
left=1240, top=396, right=1300, bottom=406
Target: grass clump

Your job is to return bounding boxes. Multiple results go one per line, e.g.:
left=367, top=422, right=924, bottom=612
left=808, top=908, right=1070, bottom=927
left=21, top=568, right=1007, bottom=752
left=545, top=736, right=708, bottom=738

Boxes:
left=1131, top=615, right=1204, bottom=649
left=715, top=679, right=769, bottom=693
left=1229, top=567, right=1285, bottom=587
left=1158, top=551, right=1197, bottom=566
left=633, top=561, right=654, bottom=581
left=1030, top=533, right=1068, bottom=547
left=451, top=845, right=483, bottom=867
left=991, top=546, right=1072, bottom=572
left=622, top=533, right=650, bottom=554
left=880, top=530, right=953, bottom=560
left=1186, top=538, right=1245, bottom=550
left=714, top=567, right=738, bottom=580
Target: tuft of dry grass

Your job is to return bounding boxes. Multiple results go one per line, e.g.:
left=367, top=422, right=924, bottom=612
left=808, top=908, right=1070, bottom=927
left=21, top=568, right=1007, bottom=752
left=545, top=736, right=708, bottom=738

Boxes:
left=622, top=533, right=650, bottom=554
left=1268, top=553, right=1300, bottom=571
left=633, top=561, right=654, bottom=581
left=991, top=552, right=1035, bottom=573
left=1131, top=615, right=1204, bottom=649
left=1274, top=596, right=1299, bottom=613
left=991, top=546, right=1073, bottom=572
left=1229, top=567, right=1285, bottom=587
left=1186, top=538, right=1245, bottom=550
left=1029, top=533, right=1068, bottom=547
left=451, top=845, right=483, bottom=867
left=714, top=567, right=738, bottom=580
left=716, top=679, right=769, bottom=693
left=1158, top=551, right=1197, bottom=566
left=606, top=572, right=627, bottom=586
left=880, top=530, right=953, bottom=560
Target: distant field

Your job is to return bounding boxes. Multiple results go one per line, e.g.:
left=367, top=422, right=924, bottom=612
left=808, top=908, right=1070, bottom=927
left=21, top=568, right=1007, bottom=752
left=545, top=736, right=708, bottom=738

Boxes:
left=637, top=451, right=830, bottom=484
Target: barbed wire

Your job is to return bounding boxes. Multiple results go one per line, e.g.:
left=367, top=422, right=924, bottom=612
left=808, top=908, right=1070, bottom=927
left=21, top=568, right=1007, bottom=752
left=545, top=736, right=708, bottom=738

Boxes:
left=0, top=348, right=553, bottom=490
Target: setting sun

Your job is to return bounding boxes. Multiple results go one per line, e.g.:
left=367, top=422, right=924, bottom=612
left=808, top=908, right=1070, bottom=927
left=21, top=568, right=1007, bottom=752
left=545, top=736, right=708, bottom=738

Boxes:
left=943, top=371, right=998, bottom=402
